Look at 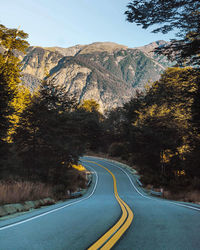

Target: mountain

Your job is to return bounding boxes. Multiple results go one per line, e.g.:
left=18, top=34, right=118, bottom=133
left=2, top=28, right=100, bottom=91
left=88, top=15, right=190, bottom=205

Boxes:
left=20, top=41, right=172, bottom=112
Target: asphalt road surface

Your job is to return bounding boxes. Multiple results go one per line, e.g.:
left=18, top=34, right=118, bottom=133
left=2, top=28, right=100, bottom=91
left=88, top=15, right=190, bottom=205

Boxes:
left=0, top=156, right=200, bottom=250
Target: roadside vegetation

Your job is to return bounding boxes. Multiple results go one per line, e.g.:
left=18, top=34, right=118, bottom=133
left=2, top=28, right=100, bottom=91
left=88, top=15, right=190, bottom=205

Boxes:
left=0, top=24, right=101, bottom=205
left=87, top=1, right=200, bottom=202
left=0, top=0, right=199, bottom=205
left=94, top=0, right=200, bottom=201
left=101, top=67, right=200, bottom=191
left=0, top=181, right=53, bottom=205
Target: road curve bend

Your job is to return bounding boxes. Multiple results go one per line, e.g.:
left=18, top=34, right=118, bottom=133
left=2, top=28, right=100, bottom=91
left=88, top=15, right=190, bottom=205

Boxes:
left=85, top=160, right=133, bottom=249
left=0, top=156, right=200, bottom=250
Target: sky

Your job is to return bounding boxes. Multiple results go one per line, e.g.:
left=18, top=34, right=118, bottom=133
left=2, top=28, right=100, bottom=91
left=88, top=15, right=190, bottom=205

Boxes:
left=0, top=0, right=176, bottom=48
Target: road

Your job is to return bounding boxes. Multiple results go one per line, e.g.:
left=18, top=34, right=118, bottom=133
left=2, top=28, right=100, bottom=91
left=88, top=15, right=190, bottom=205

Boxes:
left=0, top=156, right=200, bottom=249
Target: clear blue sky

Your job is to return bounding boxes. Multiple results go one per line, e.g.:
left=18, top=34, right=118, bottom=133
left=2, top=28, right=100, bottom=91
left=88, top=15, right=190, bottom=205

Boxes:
left=0, top=0, right=175, bottom=48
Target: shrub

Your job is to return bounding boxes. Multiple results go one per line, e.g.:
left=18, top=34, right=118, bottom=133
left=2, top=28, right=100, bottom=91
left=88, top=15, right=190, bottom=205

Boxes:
left=108, top=143, right=127, bottom=157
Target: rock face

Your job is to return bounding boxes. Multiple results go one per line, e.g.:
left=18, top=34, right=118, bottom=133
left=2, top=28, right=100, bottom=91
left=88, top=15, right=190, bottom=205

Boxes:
left=20, top=41, right=171, bottom=112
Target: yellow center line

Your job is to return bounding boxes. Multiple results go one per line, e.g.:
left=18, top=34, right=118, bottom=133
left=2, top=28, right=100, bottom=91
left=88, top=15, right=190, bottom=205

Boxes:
left=84, top=160, right=134, bottom=250
left=101, top=198, right=134, bottom=249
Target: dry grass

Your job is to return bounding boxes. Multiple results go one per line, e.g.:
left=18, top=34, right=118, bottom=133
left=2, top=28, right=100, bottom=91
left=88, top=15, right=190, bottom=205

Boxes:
left=164, top=190, right=200, bottom=204
left=0, top=181, right=53, bottom=205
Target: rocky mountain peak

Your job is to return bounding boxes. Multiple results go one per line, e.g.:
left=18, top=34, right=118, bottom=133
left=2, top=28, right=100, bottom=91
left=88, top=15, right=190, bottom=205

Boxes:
left=78, top=42, right=128, bottom=55
left=136, top=40, right=169, bottom=55
left=43, top=45, right=85, bottom=57
left=20, top=41, right=172, bottom=112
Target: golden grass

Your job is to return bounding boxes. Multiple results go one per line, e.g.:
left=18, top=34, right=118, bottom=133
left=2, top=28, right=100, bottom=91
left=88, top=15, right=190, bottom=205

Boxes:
left=0, top=181, right=53, bottom=205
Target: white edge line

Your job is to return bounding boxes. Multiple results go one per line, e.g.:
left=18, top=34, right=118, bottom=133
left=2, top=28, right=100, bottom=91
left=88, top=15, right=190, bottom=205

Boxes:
left=92, top=157, right=200, bottom=212
left=104, top=161, right=153, bottom=200
left=0, top=165, right=98, bottom=231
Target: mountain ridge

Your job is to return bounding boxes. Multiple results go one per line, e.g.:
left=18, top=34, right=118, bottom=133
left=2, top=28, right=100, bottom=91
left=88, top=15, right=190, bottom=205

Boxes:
left=20, top=40, right=172, bottom=112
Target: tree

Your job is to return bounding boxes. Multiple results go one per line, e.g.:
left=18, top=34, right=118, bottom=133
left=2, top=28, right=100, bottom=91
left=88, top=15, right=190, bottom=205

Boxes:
left=103, top=107, right=124, bottom=145
left=125, top=0, right=200, bottom=65
left=0, top=24, right=29, bottom=169
left=134, top=105, right=183, bottom=184
left=79, top=99, right=100, bottom=113
left=106, top=67, right=200, bottom=187
left=133, top=68, right=200, bottom=186
left=14, top=79, right=83, bottom=183
left=7, top=85, right=31, bottom=142
left=186, top=68, right=200, bottom=179
left=78, top=99, right=103, bottom=151
left=0, top=24, right=29, bottom=60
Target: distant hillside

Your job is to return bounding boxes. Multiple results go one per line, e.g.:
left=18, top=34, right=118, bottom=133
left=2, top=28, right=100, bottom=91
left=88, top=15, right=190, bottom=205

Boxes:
left=20, top=41, right=172, bottom=112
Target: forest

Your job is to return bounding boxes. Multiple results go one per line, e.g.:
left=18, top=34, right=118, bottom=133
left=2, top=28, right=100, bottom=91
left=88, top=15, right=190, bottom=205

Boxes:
left=0, top=0, right=200, bottom=203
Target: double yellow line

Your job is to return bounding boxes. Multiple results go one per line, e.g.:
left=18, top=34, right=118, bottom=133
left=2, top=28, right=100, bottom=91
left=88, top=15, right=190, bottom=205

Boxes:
left=85, top=161, right=134, bottom=249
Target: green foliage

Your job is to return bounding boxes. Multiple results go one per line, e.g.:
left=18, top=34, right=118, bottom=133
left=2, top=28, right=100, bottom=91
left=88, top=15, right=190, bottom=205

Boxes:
left=103, top=67, right=200, bottom=189
left=13, top=77, right=103, bottom=186
left=79, top=99, right=100, bottom=113
left=7, top=85, right=31, bottom=142
left=108, top=143, right=127, bottom=158
left=0, top=56, right=14, bottom=140
left=0, top=25, right=104, bottom=191
left=102, top=107, right=125, bottom=150
left=0, top=24, right=29, bottom=169
left=77, top=99, right=103, bottom=151
left=0, top=24, right=29, bottom=57
left=131, top=67, right=200, bottom=186
left=14, top=80, right=81, bottom=183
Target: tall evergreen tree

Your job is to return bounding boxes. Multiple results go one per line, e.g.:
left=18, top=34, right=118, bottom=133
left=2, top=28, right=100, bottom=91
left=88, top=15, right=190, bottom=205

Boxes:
left=0, top=24, right=29, bottom=170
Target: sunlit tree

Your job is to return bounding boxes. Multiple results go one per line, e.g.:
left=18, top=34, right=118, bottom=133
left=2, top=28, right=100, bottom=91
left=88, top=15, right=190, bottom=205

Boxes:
left=0, top=24, right=29, bottom=169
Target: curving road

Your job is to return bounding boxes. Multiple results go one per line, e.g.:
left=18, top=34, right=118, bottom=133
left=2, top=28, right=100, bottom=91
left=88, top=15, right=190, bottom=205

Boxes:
left=0, top=156, right=200, bottom=249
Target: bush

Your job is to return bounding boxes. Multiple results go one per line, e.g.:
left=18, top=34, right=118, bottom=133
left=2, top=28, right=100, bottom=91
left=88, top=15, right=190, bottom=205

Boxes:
left=52, top=184, right=69, bottom=200
left=108, top=143, right=127, bottom=157
left=191, top=177, right=200, bottom=190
